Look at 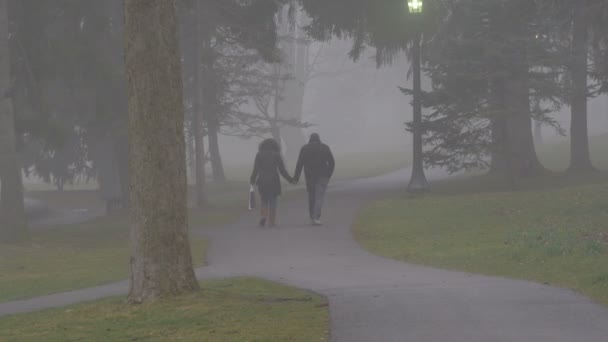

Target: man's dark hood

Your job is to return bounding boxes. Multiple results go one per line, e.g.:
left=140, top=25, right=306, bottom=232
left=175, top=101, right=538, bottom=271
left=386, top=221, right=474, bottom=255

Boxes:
left=309, top=133, right=321, bottom=144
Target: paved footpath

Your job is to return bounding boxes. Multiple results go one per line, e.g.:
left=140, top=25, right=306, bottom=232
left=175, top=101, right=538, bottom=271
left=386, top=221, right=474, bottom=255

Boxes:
left=3, top=169, right=608, bottom=341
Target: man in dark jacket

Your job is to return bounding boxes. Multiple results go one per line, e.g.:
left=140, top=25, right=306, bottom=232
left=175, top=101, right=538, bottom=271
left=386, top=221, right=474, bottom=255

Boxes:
left=294, top=133, right=335, bottom=225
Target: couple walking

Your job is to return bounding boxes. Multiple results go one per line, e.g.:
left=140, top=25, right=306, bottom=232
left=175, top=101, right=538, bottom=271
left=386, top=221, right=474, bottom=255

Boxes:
left=250, top=133, right=335, bottom=228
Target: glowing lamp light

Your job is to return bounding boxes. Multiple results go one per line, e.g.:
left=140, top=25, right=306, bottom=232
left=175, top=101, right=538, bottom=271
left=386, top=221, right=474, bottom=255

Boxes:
left=408, top=0, right=423, bottom=14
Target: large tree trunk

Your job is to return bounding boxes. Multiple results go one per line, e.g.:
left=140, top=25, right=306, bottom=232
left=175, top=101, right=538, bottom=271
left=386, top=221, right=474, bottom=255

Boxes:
left=504, top=45, right=543, bottom=179
left=569, top=2, right=593, bottom=172
left=124, top=0, right=199, bottom=303
left=488, top=1, right=542, bottom=186
left=0, top=0, right=27, bottom=243
left=207, top=120, right=225, bottom=182
left=489, top=78, right=516, bottom=190
left=505, top=83, right=542, bottom=178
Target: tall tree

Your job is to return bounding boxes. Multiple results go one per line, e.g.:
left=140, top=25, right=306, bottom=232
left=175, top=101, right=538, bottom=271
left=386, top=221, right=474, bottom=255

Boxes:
left=0, top=0, right=27, bottom=242
left=124, top=0, right=199, bottom=303
left=539, top=0, right=607, bottom=172
left=408, top=0, right=560, bottom=181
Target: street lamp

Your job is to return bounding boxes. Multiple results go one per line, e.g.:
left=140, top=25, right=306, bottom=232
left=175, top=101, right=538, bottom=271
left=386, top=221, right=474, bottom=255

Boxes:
left=407, top=0, right=429, bottom=193
left=408, top=0, right=423, bottom=13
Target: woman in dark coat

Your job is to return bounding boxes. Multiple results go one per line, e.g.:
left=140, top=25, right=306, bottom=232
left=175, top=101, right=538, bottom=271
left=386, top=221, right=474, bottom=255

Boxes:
left=250, top=138, right=294, bottom=227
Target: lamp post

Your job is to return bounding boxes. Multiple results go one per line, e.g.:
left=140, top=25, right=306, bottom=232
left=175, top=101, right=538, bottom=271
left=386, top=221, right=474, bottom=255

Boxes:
left=407, top=0, right=429, bottom=193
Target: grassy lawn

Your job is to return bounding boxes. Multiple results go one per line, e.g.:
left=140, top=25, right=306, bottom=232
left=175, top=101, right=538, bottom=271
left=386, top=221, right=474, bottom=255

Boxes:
left=332, top=148, right=410, bottom=180
left=10, top=174, right=292, bottom=304
left=355, top=180, right=608, bottom=304
left=0, top=278, right=328, bottom=342
left=0, top=209, right=236, bottom=303
left=26, top=181, right=254, bottom=212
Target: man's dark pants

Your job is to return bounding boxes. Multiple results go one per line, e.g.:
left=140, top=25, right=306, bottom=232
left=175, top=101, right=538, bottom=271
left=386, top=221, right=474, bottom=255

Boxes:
left=306, top=177, right=330, bottom=220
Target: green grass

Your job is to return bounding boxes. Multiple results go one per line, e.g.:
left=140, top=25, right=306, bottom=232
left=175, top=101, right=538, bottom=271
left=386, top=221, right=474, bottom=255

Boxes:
left=332, top=148, right=410, bottom=180
left=430, top=170, right=608, bottom=195
left=27, top=181, right=255, bottom=212
left=0, top=278, right=329, bottom=342
left=355, top=180, right=608, bottom=304
left=0, top=209, right=236, bottom=303
left=7, top=177, right=280, bottom=303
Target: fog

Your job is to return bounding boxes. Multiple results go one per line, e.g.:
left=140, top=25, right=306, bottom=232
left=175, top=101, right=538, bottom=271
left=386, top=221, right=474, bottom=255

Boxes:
left=218, top=42, right=414, bottom=168
left=1, top=1, right=608, bottom=339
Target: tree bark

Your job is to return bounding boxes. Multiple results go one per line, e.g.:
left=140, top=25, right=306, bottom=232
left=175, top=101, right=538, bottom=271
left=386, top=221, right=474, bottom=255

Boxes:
left=124, top=0, right=199, bottom=303
left=489, top=78, right=516, bottom=190
left=504, top=84, right=542, bottom=178
left=0, top=0, right=27, bottom=243
left=207, top=120, right=225, bottom=182
left=569, top=2, right=593, bottom=172
left=504, top=46, right=543, bottom=179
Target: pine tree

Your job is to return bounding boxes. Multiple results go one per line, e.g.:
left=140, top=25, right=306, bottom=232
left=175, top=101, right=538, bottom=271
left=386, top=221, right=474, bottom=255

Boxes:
left=416, top=0, right=566, bottom=184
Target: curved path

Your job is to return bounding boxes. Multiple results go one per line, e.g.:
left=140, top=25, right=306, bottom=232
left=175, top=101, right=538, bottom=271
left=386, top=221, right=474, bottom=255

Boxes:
left=3, top=170, right=608, bottom=341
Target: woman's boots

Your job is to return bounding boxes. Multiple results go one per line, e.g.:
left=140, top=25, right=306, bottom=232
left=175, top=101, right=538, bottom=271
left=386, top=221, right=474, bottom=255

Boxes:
left=259, top=207, right=268, bottom=227
left=259, top=207, right=277, bottom=227
left=268, top=207, right=277, bottom=227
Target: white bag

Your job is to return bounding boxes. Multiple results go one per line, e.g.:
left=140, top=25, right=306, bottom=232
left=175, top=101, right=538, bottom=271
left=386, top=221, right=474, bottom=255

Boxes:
left=248, top=185, right=256, bottom=211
